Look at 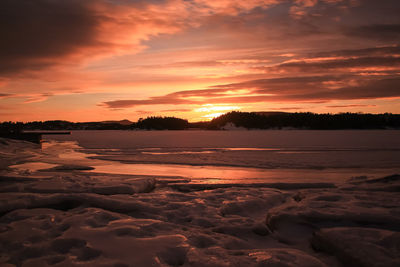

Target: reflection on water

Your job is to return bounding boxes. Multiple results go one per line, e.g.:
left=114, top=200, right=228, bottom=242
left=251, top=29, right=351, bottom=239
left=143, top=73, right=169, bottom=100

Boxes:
left=88, top=162, right=395, bottom=184
left=276, top=151, right=321, bottom=154
left=41, top=140, right=99, bottom=161
left=140, top=148, right=289, bottom=153
left=10, top=162, right=58, bottom=172
left=142, top=151, right=215, bottom=155
left=224, top=148, right=278, bottom=151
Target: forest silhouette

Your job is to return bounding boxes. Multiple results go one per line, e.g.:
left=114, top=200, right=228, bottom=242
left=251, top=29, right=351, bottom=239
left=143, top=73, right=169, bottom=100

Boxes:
left=1, top=112, right=400, bottom=132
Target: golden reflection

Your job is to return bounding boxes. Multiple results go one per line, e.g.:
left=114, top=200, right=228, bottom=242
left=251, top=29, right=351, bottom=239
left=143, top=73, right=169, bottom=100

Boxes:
left=88, top=162, right=365, bottom=184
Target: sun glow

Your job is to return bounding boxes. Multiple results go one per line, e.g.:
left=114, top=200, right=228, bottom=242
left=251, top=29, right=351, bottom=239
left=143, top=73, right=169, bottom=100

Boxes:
left=194, top=104, right=241, bottom=113
left=193, top=104, right=241, bottom=120
left=202, top=112, right=225, bottom=120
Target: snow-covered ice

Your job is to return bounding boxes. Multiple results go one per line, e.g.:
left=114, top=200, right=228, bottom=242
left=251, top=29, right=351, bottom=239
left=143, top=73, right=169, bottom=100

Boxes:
left=0, top=136, right=399, bottom=266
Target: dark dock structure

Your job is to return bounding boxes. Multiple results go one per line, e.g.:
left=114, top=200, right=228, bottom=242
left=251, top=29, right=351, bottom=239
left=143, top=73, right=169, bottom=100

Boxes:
left=0, top=131, right=71, bottom=144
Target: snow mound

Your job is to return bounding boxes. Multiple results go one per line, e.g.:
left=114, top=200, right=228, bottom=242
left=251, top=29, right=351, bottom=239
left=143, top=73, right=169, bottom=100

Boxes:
left=345, top=174, right=400, bottom=192
left=266, top=189, right=400, bottom=233
left=0, top=174, right=156, bottom=195
left=0, top=208, right=189, bottom=267
left=220, top=192, right=286, bottom=217
left=185, top=247, right=328, bottom=267
left=248, top=248, right=328, bottom=267
left=312, top=227, right=400, bottom=267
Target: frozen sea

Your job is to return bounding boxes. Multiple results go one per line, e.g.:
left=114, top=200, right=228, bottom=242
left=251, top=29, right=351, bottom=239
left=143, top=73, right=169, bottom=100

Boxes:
left=1, top=130, right=400, bottom=267
left=40, top=130, right=400, bottom=183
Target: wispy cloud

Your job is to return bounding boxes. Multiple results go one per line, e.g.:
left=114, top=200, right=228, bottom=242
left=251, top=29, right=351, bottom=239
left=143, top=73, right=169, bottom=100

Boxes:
left=326, top=104, right=376, bottom=108
left=102, top=76, right=400, bottom=108
left=23, top=93, right=54, bottom=104
left=101, top=44, right=400, bottom=109
left=0, top=0, right=286, bottom=77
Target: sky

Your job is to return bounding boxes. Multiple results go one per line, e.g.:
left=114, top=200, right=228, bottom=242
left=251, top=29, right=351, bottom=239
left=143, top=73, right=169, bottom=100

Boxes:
left=1, top=0, right=400, bottom=122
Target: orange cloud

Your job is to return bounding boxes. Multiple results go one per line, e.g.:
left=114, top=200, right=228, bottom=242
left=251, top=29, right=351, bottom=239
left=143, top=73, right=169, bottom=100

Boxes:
left=101, top=75, right=400, bottom=109
left=0, top=0, right=287, bottom=78
left=0, top=0, right=187, bottom=77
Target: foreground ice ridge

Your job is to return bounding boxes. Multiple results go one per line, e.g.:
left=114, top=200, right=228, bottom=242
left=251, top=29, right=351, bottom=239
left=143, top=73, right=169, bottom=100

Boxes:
left=1, top=173, right=399, bottom=267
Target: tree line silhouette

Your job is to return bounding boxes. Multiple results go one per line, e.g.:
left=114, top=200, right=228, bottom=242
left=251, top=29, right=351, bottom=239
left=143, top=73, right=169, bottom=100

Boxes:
left=0, top=116, right=189, bottom=132
left=1, top=112, right=400, bottom=133
left=207, top=111, right=400, bottom=130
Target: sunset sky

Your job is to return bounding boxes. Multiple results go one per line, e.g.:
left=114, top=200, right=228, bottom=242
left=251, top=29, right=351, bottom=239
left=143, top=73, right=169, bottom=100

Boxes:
left=1, top=0, right=400, bottom=122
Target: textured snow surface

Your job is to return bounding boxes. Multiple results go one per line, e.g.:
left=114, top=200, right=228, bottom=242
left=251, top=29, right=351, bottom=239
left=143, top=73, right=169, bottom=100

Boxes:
left=1, top=138, right=399, bottom=266
left=312, top=227, right=400, bottom=267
